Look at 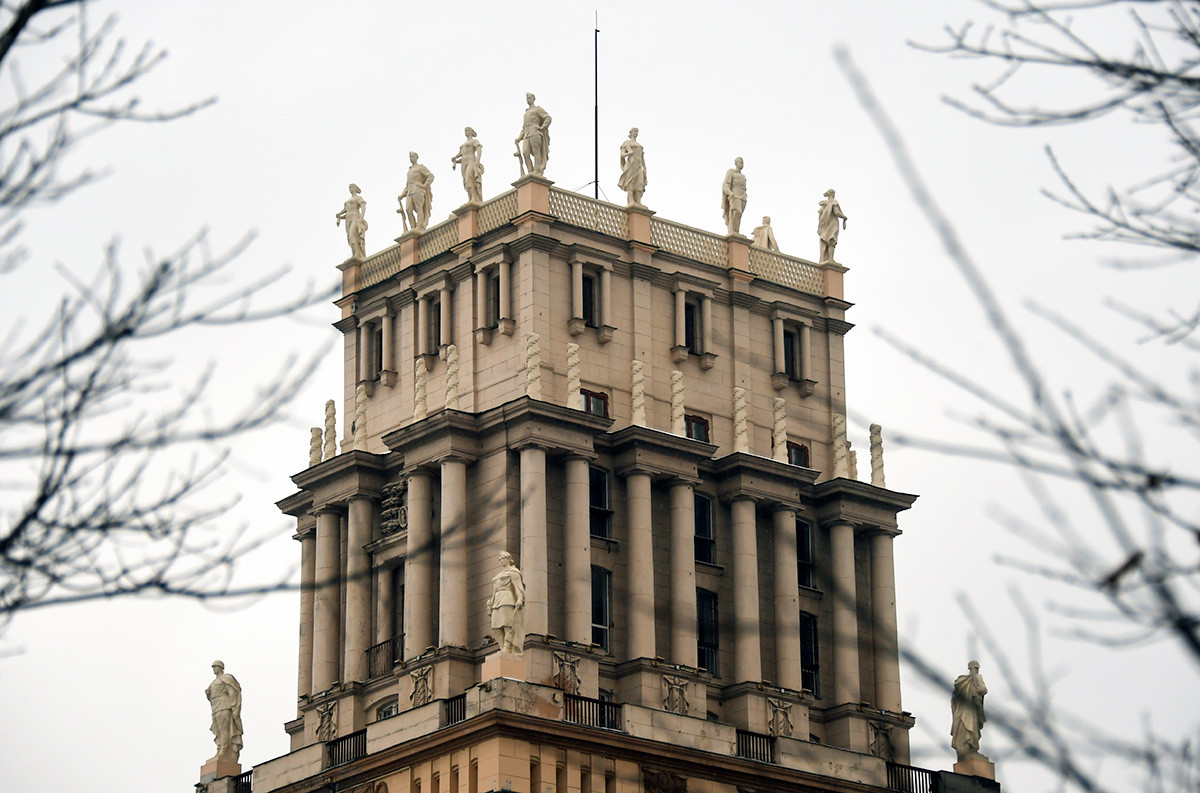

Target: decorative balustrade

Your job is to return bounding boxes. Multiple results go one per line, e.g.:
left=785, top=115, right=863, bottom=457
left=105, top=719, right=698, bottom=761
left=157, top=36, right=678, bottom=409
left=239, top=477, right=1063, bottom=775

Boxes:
left=734, top=729, right=776, bottom=763
left=650, top=217, right=728, bottom=267
left=886, top=762, right=936, bottom=793
left=360, top=244, right=404, bottom=289
left=562, top=693, right=623, bottom=731
left=327, top=728, right=367, bottom=768
left=549, top=189, right=628, bottom=237
left=747, top=247, right=823, bottom=295
left=479, top=190, right=518, bottom=235
left=418, top=218, right=459, bottom=259
left=366, top=635, right=403, bottom=679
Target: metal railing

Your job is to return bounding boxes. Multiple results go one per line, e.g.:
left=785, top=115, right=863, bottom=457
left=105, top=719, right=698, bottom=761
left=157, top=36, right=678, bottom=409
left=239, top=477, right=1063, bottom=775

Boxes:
left=441, top=693, right=467, bottom=726
left=327, top=728, right=367, bottom=767
left=735, top=729, right=776, bottom=763
left=366, top=635, right=403, bottom=679
left=233, top=770, right=253, bottom=793
left=563, top=693, right=623, bottom=731
left=887, top=762, right=936, bottom=793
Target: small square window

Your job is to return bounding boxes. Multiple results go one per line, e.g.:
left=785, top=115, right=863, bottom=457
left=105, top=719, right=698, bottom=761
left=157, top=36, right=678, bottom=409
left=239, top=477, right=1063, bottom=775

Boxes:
left=787, top=441, right=810, bottom=467
left=684, top=414, right=710, bottom=443
left=581, top=389, right=609, bottom=418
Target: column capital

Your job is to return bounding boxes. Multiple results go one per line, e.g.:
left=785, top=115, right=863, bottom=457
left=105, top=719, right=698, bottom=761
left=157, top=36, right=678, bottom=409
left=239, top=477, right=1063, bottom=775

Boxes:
left=310, top=504, right=345, bottom=518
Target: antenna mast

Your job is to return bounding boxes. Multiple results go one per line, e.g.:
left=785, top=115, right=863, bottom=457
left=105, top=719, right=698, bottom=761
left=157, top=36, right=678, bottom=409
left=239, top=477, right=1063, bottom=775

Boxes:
left=594, top=12, right=599, bottom=199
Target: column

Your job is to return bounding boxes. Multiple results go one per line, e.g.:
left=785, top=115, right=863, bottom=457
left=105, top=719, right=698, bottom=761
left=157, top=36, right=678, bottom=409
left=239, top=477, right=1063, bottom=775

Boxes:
left=872, top=530, right=902, bottom=713
left=564, top=455, right=592, bottom=644
left=344, top=496, right=374, bottom=683
left=439, top=457, right=468, bottom=647
left=571, top=259, right=584, bottom=320
left=674, top=289, right=686, bottom=349
left=297, top=527, right=315, bottom=698
left=404, top=471, right=435, bottom=658
left=358, top=324, right=371, bottom=381
left=730, top=497, right=761, bottom=682
left=376, top=566, right=393, bottom=643
left=772, top=508, right=801, bottom=691
left=439, top=285, right=452, bottom=347
left=475, top=269, right=487, bottom=327
left=800, top=323, right=812, bottom=381
left=625, top=472, right=655, bottom=658
left=599, top=268, right=612, bottom=327
left=701, top=296, right=712, bottom=354
left=669, top=480, right=697, bottom=666
left=382, top=310, right=395, bottom=373
left=830, top=520, right=861, bottom=704
left=499, top=258, right=512, bottom=321
left=773, top=316, right=785, bottom=374
left=417, top=298, right=430, bottom=356
left=312, top=507, right=342, bottom=692
left=520, top=445, right=549, bottom=636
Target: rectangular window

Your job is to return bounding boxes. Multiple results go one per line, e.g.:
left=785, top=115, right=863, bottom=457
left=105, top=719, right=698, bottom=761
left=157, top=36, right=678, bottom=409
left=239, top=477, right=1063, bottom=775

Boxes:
left=697, top=588, right=719, bottom=673
left=485, top=270, right=500, bottom=329
left=582, top=271, right=598, bottom=328
left=428, top=297, right=441, bottom=353
left=684, top=414, right=710, bottom=443
left=694, top=492, right=715, bottom=564
left=787, top=441, right=810, bottom=468
left=782, top=327, right=800, bottom=379
left=581, top=388, right=609, bottom=418
left=589, top=466, right=612, bottom=539
left=591, top=566, right=612, bottom=651
left=796, top=520, right=814, bottom=589
left=800, top=611, right=820, bottom=695
left=684, top=300, right=701, bottom=355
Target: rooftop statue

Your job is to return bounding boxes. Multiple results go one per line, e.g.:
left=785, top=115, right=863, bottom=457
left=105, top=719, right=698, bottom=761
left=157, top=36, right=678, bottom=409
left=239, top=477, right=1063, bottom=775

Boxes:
left=206, top=660, right=243, bottom=765
left=951, top=660, right=988, bottom=762
left=751, top=216, right=779, bottom=251
left=335, top=183, right=367, bottom=260
left=451, top=126, right=484, bottom=204
left=817, top=188, right=848, bottom=263
left=486, top=551, right=526, bottom=656
left=618, top=127, right=647, bottom=206
left=515, top=92, right=552, bottom=177
left=721, top=157, right=747, bottom=235
left=397, top=151, right=435, bottom=232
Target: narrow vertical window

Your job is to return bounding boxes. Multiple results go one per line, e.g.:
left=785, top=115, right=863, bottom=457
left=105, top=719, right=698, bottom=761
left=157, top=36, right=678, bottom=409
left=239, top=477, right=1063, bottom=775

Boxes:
left=782, top=327, right=800, bottom=379
left=485, top=270, right=500, bottom=329
left=800, top=611, right=820, bottom=695
left=582, top=271, right=598, bottom=327
left=589, top=466, right=611, bottom=539
left=372, top=325, right=384, bottom=379
left=591, top=566, right=612, bottom=650
left=796, top=520, right=814, bottom=589
left=428, top=297, right=441, bottom=353
left=684, top=300, right=701, bottom=354
left=694, top=492, right=715, bottom=564
left=697, top=587, right=719, bottom=673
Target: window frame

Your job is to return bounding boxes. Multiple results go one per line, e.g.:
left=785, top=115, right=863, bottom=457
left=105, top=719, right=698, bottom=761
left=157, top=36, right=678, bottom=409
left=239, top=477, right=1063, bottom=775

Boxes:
left=694, top=492, right=716, bottom=565
left=591, top=565, right=612, bottom=652
left=581, top=388, right=610, bottom=418
left=782, top=325, right=801, bottom=380
left=697, top=587, right=720, bottom=674
left=683, top=299, right=701, bottom=355
left=787, top=441, right=810, bottom=468
left=484, top=269, right=501, bottom=330
left=799, top=610, right=820, bottom=696
left=796, top=519, right=815, bottom=589
left=589, top=466, right=612, bottom=539
left=684, top=414, right=710, bottom=443
left=581, top=270, right=599, bottom=328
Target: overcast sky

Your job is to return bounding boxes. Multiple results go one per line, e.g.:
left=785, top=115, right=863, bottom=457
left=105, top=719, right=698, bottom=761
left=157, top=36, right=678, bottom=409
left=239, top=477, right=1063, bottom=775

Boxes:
left=0, top=2, right=1190, bottom=793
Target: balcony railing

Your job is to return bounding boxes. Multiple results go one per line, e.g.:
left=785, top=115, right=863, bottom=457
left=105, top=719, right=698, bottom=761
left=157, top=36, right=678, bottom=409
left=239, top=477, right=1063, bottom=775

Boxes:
left=735, top=729, right=776, bottom=763
left=887, top=762, right=936, bottom=793
left=441, top=693, right=467, bottom=727
left=327, top=729, right=367, bottom=768
left=563, top=693, right=623, bottom=731
left=233, top=770, right=253, bottom=793
left=366, top=635, right=403, bottom=679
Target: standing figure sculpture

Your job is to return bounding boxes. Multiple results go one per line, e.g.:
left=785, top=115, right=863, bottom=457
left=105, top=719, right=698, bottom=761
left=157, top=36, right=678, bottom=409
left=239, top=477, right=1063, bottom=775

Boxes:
left=335, top=183, right=368, bottom=260
left=486, top=551, right=526, bottom=656
left=205, top=660, right=243, bottom=764
left=721, top=157, right=747, bottom=235
left=451, top=126, right=485, bottom=204
left=751, top=216, right=779, bottom=251
left=618, top=127, right=647, bottom=206
left=817, top=188, right=848, bottom=263
left=397, top=151, right=435, bottom=232
left=951, top=660, right=988, bottom=761
left=515, top=92, right=552, bottom=177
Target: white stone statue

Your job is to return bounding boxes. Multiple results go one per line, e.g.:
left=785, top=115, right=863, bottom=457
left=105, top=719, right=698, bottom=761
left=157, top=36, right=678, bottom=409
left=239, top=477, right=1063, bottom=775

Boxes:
left=515, top=93, right=552, bottom=177
left=751, top=216, right=779, bottom=251
left=486, top=551, right=526, bottom=656
left=721, top=157, right=747, bottom=235
left=618, top=127, right=647, bottom=206
left=451, top=127, right=484, bottom=204
left=335, top=183, right=368, bottom=260
left=397, top=152, right=435, bottom=232
left=205, top=660, right=243, bottom=764
left=817, top=188, right=848, bottom=263
left=951, top=660, right=988, bottom=761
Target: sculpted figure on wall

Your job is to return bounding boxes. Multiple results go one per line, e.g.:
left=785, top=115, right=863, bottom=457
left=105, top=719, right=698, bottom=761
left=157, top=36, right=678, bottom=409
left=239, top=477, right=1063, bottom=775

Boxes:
left=451, top=127, right=485, bottom=204
left=486, top=551, right=526, bottom=655
left=817, top=188, right=848, bottom=263
left=515, top=93, right=552, bottom=177
left=721, top=157, right=747, bottom=235
left=335, top=183, right=367, bottom=260
left=205, top=660, right=243, bottom=764
left=751, top=216, right=779, bottom=251
left=951, top=660, right=988, bottom=760
left=397, top=152, right=435, bottom=232
left=618, top=127, right=647, bottom=206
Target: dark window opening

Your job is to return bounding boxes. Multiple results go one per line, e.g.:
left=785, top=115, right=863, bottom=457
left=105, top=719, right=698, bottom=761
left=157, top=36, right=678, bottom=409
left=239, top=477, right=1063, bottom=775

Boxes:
left=582, top=271, right=599, bottom=328
left=694, top=493, right=715, bottom=564
left=485, top=271, right=500, bottom=329
left=581, top=388, right=609, bottom=418
left=591, top=566, right=612, bottom=651
left=800, top=610, right=820, bottom=695
left=684, top=300, right=701, bottom=355
left=783, top=327, right=800, bottom=379
left=787, top=441, right=810, bottom=468
left=796, top=520, right=814, bottom=589
left=697, top=588, right=719, bottom=673
left=685, top=414, right=710, bottom=443
left=428, top=299, right=441, bottom=353
left=589, top=466, right=612, bottom=539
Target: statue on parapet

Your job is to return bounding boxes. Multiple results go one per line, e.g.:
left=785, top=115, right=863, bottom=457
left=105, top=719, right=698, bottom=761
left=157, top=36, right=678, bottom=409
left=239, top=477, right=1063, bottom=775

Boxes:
left=397, top=151, right=435, bottom=232
left=452, top=126, right=485, bottom=204
left=721, top=157, right=747, bottom=235
left=817, top=188, right=848, bottom=263
left=335, top=183, right=367, bottom=260
left=205, top=660, right=243, bottom=765
left=618, top=127, right=647, bottom=206
left=951, top=660, right=988, bottom=762
left=486, top=551, right=526, bottom=655
left=515, top=92, right=552, bottom=177
left=752, top=216, right=779, bottom=251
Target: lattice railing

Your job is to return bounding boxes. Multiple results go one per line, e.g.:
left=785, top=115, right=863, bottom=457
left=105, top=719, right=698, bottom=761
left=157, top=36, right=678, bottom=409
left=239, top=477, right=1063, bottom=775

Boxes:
left=747, top=247, right=824, bottom=295
left=479, top=190, right=518, bottom=234
left=886, top=762, right=936, bottom=793
left=549, top=189, right=628, bottom=238
left=650, top=218, right=728, bottom=267
left=360, top=244, right=404, bottom=289
left=418, top=218, right=459, bottom=259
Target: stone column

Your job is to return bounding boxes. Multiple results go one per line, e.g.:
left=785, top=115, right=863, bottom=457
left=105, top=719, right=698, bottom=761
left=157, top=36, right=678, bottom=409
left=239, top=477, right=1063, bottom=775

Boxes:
left=312, top=507, right=342, bottom=692
left=564, top=455, right=592, bottom=644
left=521, top=445, right=549, bottom=636
left=376, top=566, right=394, bottom=644
left=599, top=268, right=612, bottom=328
left=871, top=530, right=902, bottom=713
left=382, top=310, right=395, bottom=374
left=499, top=257, right=512, bottom=322
left=475, top=269, right=487, bottom=327
left=772, top=508, right=801, bottom=691
left=625, top=471, right=655, bottom=658
left=800, top=323, right=812, bottom=381
left=439, top=285, right=453, bottom=348
left=773, top=316, right=785, bottom=374
left=830, top=520, right=861, bottom=704
left=405, top=471, right=436, bottom=658
left=730, top=497, right=762, bottom=682
left=358, top=325, right=371, bottom=382
left=701, top=296, right=712, bottom=354
left=571, top=258, right=584, bottom=321
left=344, top=496, right=374, bottom=683
left=417, top=297, right=430, bottom=356
left=439, top=457, right=468, bottom=647
left=674, top=289, right=686, bottom=349
left=669, top=480, right=697, bottom=667
left=297, top=526, right=315, bottom=698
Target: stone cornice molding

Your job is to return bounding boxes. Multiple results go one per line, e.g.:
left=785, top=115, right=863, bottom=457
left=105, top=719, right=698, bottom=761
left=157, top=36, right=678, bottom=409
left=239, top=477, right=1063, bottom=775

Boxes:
left=811, top=478, right=918, bottom=531
left=825, top=317, right=855, bottom=336
left=277, top=489, right=315, bottom=518
left=607, top=424, right=717, bottom=481
left=567, top=244, right=619, bottom=269
left=290, top=450, right=387, bottom=507
left=823, top=296, right=853, bottom=312
left=711, top=451, right=810, bottom=509
left=332, top=315, right=358, bottom=334
left=506, top=229, right=564, bottom=256
left=628, top=261, right=660, bottom=282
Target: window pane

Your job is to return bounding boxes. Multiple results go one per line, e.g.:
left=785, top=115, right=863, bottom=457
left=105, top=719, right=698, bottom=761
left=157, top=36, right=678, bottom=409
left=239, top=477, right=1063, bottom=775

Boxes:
left=697, top=588, right=719, bottom=673
left=797, top=520, right=814, bottom=588
left=589, top=467, right=611, bottom=539
left=694, top=493, right=715, bottom=564
left=591, top=566, right=611, bottom=651
left=582, top=273, right=597, bottom=327
left=800, top=611, right=819, bottom=695
left=783, top=329, right=797, bottom=378
left=684, top=302, right=699, bottom=354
